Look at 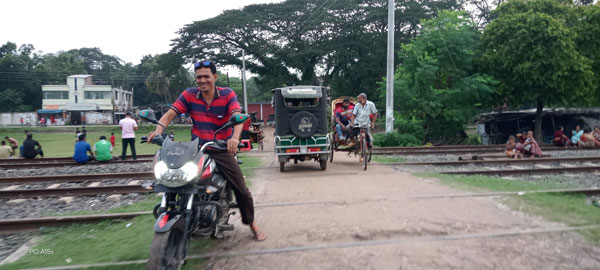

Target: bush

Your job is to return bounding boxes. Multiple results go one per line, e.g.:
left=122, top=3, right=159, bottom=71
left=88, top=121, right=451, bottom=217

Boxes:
left=394, top=114, right=424, bottom=140
left=373, top=132, right=421, bottom=147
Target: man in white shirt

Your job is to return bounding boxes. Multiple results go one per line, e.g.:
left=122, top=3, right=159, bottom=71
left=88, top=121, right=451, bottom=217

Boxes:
left=351, top=93, right=378, bottom=148
left=119, top=112, right=138, bottom=160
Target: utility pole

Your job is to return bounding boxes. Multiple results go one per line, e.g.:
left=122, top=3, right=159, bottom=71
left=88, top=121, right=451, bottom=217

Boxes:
left=242, top=49, right=248, bottom=113
left=385, top=0, right=395, bottom=133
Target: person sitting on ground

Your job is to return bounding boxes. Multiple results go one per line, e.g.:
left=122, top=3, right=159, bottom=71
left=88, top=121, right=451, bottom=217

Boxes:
left=553, top=126, right=570, bottom=147
left=335, top=98, right=353, bottom=143
left=593, top=126, right=600, bottom=147
left=94, top=135, right=115, bottom=162
left=22, top=133, right=43, bottom=159
left=505, top=135, right=520, bottom=159
left=73, top=134, right=94, bottom=164
left=522, top=130, right=543, bottom=157
left=571, top=125, right=584, bottom=146
left=578, top=129, right=597, bottom=148
left=0, top=141, right=15, bottom=159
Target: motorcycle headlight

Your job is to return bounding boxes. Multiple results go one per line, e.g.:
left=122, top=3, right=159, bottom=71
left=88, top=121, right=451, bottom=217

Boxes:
left=154, top=161, right=168, bottom=179
left=180, top=162, right=198, bottom=182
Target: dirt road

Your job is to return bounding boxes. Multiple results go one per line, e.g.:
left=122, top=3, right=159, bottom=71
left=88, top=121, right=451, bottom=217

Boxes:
left=207, top=129, right=600, bottom=269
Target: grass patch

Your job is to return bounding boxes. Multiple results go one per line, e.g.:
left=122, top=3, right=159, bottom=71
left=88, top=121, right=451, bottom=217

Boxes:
left=372, top=155, right=405, bottom=164
left=0, top=125, right=192, bottom=157
left=420, top=173, right=600, bottom=244
left=3, top=156, right=263, bottom=269
left=1, top=215, right=210, bottom=270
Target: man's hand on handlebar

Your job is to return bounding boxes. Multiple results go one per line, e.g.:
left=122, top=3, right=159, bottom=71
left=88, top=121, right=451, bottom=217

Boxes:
left=227, top=138, right=240, bottom=153
left=147, top=125, right=164, bottom=143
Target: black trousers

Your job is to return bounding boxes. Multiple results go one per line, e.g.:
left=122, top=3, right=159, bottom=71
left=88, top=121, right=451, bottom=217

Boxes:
left=121, top=138, right=136, bottom=160
left=207, top=150, right=255, bottom=225
left=23, top=148, right=43, bottom=159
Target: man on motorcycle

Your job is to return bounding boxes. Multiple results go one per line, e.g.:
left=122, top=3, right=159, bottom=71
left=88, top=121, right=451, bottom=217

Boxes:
left=350, top=93, right=377, bottom=149
left=148, top=60, right=266, bottom=241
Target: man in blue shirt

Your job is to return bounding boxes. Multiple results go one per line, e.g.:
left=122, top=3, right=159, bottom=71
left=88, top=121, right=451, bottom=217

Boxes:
left=73, top=135, right=94, bottom=164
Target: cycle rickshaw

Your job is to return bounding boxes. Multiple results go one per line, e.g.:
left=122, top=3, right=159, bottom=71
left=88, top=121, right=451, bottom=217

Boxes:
left=329, top=96, right=373, bottom=170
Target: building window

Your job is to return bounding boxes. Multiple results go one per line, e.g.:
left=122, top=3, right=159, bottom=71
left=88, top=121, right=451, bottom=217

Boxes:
left=84, top=91, right=112, bottom=99
left=43, top=91, right=69, bottom=99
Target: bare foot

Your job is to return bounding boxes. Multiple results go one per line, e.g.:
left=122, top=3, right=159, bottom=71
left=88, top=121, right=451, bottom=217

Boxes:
left=250, top=221, right=266, bottom=241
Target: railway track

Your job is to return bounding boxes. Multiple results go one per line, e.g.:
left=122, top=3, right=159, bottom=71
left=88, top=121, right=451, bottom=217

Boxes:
left=372, top=146, right=597, bottom=155
left=402, top=156, right=600, bottom=166
left=0, top=184, right=151, bottom=199
left=0, top=159, right=152, bottom=169
left=0, top=211, right=150, bottom=234
left=0, top=154, right=155, bottom=164
left=2, top=187, right=599, bottom=234
left=0, top=171, right=153, bottom=185
left=442, top=165, right=600, bottom=176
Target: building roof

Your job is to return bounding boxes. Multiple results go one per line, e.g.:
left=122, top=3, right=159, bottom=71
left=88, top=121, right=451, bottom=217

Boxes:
left=67, top=74, right=92, bottom=79
left=475, top=107, right=600, bottom=123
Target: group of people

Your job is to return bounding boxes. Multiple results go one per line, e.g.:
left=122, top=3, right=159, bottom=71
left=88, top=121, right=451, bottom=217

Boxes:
left=553, top=125, right=600, bottom=148
left=0, top=131, right=44, bottom=159
left=72, top=112, right=139, bottom=163
left=505, top=131, right=543, bottom=159
left=334, top=94, right=378, bottom=153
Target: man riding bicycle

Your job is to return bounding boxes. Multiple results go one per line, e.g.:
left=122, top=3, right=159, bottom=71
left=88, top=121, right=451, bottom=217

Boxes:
left=350, top=93, right=377, bottom=149
left=147, top=60, right=266, bottom=241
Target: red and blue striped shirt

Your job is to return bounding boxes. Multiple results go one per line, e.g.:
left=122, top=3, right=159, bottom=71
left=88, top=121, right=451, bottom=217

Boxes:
left=171, top=87, right=241, bottom=145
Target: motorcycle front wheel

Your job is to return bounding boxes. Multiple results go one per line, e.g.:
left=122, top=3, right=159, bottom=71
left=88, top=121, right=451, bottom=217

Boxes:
left=147, top=228, right=186, bottom=270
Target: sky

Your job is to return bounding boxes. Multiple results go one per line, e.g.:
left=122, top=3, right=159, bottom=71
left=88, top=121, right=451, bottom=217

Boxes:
left=0, top=0, right=283, bottom=65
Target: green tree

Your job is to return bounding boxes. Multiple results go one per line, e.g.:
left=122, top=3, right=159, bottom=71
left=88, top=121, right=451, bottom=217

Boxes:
left=481, top=0, right=596, bottom=140
left=383, top=10, right=496, bottom=143
left=0, top=88, right=32, bottom=112
left=573, top=3, right=600, bottom=105
left=0, top=42, right=43, bottom=111
left=172, top=0, right=462, bottom=105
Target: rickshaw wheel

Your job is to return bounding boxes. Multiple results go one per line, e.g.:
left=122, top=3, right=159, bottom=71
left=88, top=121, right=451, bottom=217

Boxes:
left=279, top=162, right=285, bottom=172
left=362, top=136, right=368, bottom=170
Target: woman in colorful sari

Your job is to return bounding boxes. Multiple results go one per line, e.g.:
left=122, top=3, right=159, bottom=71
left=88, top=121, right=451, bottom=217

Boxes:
left=523, top=131, right=543, bottom=157
left=571, top=125, right=584, bottom=146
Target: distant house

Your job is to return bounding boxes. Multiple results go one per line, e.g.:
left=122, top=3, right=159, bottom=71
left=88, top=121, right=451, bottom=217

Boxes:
left=41, top=75, right=133, bottom=125
left=247, top=101, right=274, bottom=123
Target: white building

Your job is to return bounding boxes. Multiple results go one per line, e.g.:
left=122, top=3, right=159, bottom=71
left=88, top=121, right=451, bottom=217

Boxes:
left=41, top=75, right=133, bottom=125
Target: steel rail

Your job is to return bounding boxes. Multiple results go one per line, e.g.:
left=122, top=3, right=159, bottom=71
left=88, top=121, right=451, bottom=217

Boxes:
left=374, top=145, right=591, bottom=151
left=442, top=165, right=600, bottom=176
left=372, top=147, right=598, bottom=156
left=400, top=156, right=600, bottom=166
left=3, top=187, right=600, bottom=235
left=0, top=159, right=152, bottom=169
left=18, top=224, right=600, bottom=269
left=0, top=211, right=151, bottom=234
left=0, top=172, right=154, bottom=185
left=0, top=184, right=151, bottom=199
left=0, top=154, right=155, bottom=164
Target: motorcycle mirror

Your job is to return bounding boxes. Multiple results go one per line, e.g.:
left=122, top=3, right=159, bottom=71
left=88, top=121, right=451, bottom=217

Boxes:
left=229, top=114, right=249, bottom=125
left=138, top=109, right=158, bottom=124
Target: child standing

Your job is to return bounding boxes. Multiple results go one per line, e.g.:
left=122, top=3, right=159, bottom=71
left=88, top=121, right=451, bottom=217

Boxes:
left=110, top=132, right=116, bottom=147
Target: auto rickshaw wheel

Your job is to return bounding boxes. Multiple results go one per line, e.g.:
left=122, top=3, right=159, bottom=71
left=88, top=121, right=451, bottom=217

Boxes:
left=320, top=159, right=327, bottom=170
left=279, top=162, right=285, bottom=172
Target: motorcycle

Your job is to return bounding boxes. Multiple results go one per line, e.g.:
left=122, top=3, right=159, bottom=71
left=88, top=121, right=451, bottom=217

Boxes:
left=138, top=109, right=249, bottom=270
